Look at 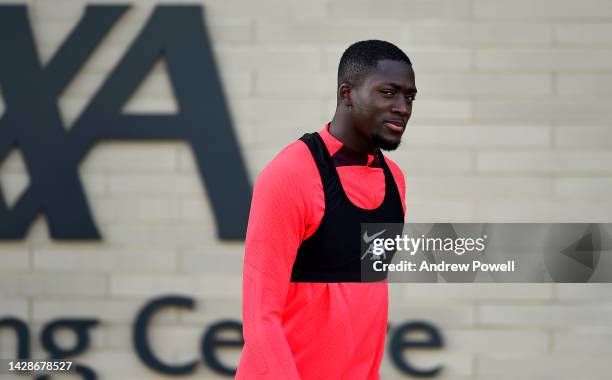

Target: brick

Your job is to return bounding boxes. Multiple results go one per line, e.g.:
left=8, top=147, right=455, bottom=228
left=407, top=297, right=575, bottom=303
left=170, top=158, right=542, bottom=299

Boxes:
left=34, top=20, right=91, bottom=52
left=59, top=59, right=249, bottom=102
left=556, top=283, right=612, bottom=299
left=44, top=44, right=123, bottom=73
left=122, top=96, right=178, bottom=114
left=476, top=99, right=612, bottom=122
left=179, top=298, right=241, bottom=323
left=203, top=0, right=325, bottom=21
left=247, top=122, right=315, bottom=149
left=32, top=299, right=179, bottom=323
left=403, top=125, right=550, bottom=147
left=215, top=46, right=321, bottom=73
left=180, top=251, right=243, bottom=273
left=30, top=0, right=85, bottom=23
left=479, top=304, right=612, bottom=327
left=477, top=151, right=612, bottom=173
left=0, top=297, right=28, bottom=319
left=478, top=354, right=612, bottom=377
left=0, top=146, right=27, bottom=173
left=108, top=174, right=202, bottom=195
left=256, top=20, right=402, bottom=44
left=417, top=73, right=551, bottom=96
left=217, top=69, right=253, bottom=97
left=475, top=48, right=612, bottom=71
left=0, top=244, right=29, bottom=272
left=405, top=199, right=475, bottom=222
left=555, top=23, right=612, bottom=46
left=474, top=0, right=612, bottom=20
left=445, top=328, right=548, bottom=353
left=403, top=284, right=552, bottom=300
left=105, top=224, right=216, bottom=246
left=57, top=96, right=88, bottom=127
left=110, top=274, right=241, bottom=298
left=81, top=143, right=178, bottom=173
left=410, top=48, right=473, bottom=71
left=208, top=20, right=255, bottom=44
left=80, top=174, right=107, bottom=196
left=255, top=72, right=334, bottom=97
left=53, top=72, right=106, bottom=99
left=40, top=13, right=254, bottom=46
left=0, top=274, right=107, bottom=296
left=406, top=175, right=552, bottom=199
left=176, top=137, right=255, bottom=173
left=410, top=100, right=471, bottom=122
left=122, top=58, right=175, bottom=98
left=28, top=321, right=107, bottom=352
left=476, top=200, right=612, bottom=222
left=141, top=325, right=204, bottom=353
left=91, top=197, right=180, bottom=223
left=32, top=245, right=177, bottom=273
left=77, top=351, right=169, bottom=375
left=22, top=215, right=54, bottom=243
left=557, top=74, right=612, bottom=96
left=554, top=177, right=612, bottom=198
left=329, top=0, right=470, bottom=20
left=243, top=146, right=293, bottom=181
left=555, top=126, right=612, bottom=147
left=388, top=149, right=472, bottom=173
left=389, top=304, right=475, bottom=327
left=232, top=98, right=326, bottom=128
left=103, top=325, right=131, bottom=349
left=554, top=331, right=612, bottom=353
left=179, top=198, right=215, bottom=223
left=403, top=22, right=552, bottom=46
left=105, top=60, right=183, bottom=112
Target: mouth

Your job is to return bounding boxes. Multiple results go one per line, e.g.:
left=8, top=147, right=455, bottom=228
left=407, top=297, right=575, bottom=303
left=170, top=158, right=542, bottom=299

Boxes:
left=383, top=119, right=406, bottom=133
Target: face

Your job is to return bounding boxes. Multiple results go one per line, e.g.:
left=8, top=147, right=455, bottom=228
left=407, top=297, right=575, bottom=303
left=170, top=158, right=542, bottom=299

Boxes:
left=347, top=59, right=416, bottom=151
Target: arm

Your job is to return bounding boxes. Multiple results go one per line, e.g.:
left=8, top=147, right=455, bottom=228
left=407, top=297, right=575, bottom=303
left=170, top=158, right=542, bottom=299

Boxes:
left=240, top=148, right=310, bottom=379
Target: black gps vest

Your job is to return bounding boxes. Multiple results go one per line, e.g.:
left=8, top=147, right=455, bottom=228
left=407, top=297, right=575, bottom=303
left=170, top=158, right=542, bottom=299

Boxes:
left=290, top=132, right=405, bottom=283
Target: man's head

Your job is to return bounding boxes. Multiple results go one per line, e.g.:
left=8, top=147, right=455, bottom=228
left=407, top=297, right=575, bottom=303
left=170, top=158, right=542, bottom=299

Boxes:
left=336, top=40, right=416, bottom=151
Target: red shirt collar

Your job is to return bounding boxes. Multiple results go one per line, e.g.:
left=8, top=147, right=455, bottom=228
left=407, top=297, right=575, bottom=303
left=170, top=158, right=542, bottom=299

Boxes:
left=318, top=123, right=379, bottom=167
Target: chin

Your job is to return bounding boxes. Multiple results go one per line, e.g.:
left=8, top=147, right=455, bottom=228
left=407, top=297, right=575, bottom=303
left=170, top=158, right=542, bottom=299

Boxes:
left=372, top=134, right=401, bottom=151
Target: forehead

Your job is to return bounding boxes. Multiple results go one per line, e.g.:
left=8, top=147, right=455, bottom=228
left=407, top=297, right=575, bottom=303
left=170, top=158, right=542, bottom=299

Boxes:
left=363, top=59, right=416, bottom=90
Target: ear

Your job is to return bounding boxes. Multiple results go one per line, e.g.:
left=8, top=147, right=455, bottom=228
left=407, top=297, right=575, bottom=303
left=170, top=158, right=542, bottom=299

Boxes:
left=338, top=83, right=353, bottom=107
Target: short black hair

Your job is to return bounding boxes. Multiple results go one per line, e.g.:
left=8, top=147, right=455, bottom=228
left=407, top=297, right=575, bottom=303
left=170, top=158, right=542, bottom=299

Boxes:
left=338, top=40, right=412, bottom=88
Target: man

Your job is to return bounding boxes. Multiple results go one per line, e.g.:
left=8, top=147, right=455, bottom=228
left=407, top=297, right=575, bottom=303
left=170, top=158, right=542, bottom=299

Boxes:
left=235, top=40, right=416, bottom=379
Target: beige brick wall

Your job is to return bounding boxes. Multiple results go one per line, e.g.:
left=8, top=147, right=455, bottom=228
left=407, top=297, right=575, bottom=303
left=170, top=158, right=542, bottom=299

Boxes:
left=1, top=0, right=611, bottom=379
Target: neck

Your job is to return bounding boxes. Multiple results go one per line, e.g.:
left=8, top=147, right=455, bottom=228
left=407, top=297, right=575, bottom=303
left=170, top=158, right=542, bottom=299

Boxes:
left=329, top=112, right=376, bottom=155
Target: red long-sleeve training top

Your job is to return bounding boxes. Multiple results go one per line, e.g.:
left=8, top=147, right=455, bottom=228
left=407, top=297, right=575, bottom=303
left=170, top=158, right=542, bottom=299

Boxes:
left=235, top=124, right=406, bottom=380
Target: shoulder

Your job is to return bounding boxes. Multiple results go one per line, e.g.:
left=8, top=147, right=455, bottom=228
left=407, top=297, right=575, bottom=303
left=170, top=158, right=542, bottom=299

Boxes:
left=257, top=140, right=315, bottom=182
left=253, top=139, right=319, bottom=199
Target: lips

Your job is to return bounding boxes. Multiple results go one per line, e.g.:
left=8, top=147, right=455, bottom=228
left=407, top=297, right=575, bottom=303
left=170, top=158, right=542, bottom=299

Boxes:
left=384, top=119, right=406, bottom=133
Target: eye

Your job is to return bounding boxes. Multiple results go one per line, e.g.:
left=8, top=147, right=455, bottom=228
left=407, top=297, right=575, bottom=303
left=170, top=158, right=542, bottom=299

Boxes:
left=406, top=95, right=416, bottom=102
left=380, top=89, right=394, bottom=97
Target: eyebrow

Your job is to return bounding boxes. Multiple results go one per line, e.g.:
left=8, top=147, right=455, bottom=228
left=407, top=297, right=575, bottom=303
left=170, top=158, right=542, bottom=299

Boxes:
left=386, top=82, right=418, bottom=94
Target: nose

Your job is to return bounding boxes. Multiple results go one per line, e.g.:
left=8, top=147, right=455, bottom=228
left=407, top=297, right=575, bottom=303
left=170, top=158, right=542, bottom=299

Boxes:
left=391, top=96, right=410, bottom=117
